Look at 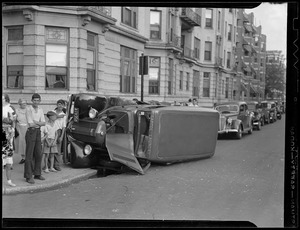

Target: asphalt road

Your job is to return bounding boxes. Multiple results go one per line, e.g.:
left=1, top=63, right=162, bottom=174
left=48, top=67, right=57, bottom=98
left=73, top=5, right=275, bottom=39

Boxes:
left=2, top=115, right=285, bottom=227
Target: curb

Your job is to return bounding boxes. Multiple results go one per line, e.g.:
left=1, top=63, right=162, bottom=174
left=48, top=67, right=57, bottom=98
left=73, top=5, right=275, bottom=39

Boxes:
left=2, top=170, right=97, bottom=195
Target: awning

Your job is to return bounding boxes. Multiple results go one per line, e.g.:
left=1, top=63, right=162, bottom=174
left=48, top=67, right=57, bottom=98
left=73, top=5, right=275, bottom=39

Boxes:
left=250, top=66, right=256, bottom=74
left=243, top=13, right=249, bottom=22
left=243, top=38, right=249, bottom=45
left=252, top=46, right=258, bottom=54
left=240, top=83, right=248, bottom=92
left=257, top=88, right=264, bottom=95
left=250, top=84, right=257, bottom=94
left=243, top=44, right=252, bottom=52
left=241, top=61, right=247, bottom=68
left=244, top=24, right=253, bottom=32
left=243, top=66, right=251, bottom=72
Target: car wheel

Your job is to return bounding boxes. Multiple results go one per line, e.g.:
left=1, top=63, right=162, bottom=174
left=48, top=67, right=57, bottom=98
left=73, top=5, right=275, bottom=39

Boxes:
left=248, top=125, right=253, bottom=134
left=236, top=125, right=242, bottom=139
left=265, top=117, right=269, bottom=124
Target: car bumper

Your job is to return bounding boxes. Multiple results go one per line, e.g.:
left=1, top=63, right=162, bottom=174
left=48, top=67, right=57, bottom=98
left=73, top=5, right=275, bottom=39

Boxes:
left=218, top=129, right=239, bottom=134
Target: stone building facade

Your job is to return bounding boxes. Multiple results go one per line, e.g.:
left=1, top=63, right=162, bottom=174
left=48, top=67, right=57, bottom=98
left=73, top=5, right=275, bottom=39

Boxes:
left=2, top=5, right=267, bottom=109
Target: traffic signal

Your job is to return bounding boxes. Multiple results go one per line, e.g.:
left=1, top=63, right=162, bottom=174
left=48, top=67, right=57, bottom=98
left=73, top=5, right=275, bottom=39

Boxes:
left=139, top=55, right=148, bottom=75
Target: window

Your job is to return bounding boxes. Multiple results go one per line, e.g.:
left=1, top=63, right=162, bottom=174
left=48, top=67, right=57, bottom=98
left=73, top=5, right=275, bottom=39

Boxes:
left=227, top=52, right=231, bottom=68
left=45, top=27, right=68, bottom=89
left=205, top=9, right=213, bottom=28
left=228, top=24, right=232, bottom=41
left=218, top=11, right=221, bottom=31
left=194, top=37, right=200, bottom=59
left=150, top=10, right=161, bottom=39
left=6, top=27, right=24, bottom=89
left=120, top=46, right=137, bottom=93
left=203, top=72, right=210, bottom=97
left=186, top=72, right=190, bottom=91
left=87, top=32, right=97, bottom=91
left=204, top=42, right=212, bottom=61
left=179, top=71, right=183, bottom=90
left=225, top=78, right=229, bottom=98
left=122, top=7, right=137, bottom=28
left=149, top=57, right=160, bottom=94
left=222, top=80, right=225, bottom=94
left=168, top=58, right=174, bottom=94
left=192, top=70, right=200, bottom=97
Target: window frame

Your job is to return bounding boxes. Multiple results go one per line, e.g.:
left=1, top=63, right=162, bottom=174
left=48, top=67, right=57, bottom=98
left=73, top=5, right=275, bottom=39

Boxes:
left=121, top=7, right=138, bottom=29
left=203, top=72, right=210, bottom=97
left=150, top=10, right=162, bottom=40
left=205, top=8, right=213, bottom=28
left=186, top=72, right=190, bottom=91
left=6, top=26, right=24, bottom=89
left=192, top=70, right=200, bottom=97
left=179, top=71, right=183, bottom=91
left=120, top=46, right=137, bottom=93
left=194, top=37, right=200, bottom=59
left=204, top=41, right=212, bottom=61
left=45, top=27, right=69, bottom=90
left=87, top=32, right=97, bottom=91
left=148, top=57, right=160, bottom=95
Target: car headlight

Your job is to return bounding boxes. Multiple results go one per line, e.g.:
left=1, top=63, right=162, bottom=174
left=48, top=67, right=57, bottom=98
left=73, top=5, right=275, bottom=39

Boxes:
left=83, top=144, right=92, bottom=155
left=226, top=118, right=232, bottom=125
left=89, top=107, right=98, bottom=119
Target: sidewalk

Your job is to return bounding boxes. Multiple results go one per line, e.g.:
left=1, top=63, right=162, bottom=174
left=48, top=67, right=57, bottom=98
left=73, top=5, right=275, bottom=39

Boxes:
left=2, top=153, right=97, bottom=195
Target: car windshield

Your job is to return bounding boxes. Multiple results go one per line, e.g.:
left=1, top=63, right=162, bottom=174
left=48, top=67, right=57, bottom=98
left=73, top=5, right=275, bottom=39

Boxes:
left=247, top=104, right=256, bottom=110
left=261, top=103, right=268, bottom=108
left=215, top=105, right=239, bottom=113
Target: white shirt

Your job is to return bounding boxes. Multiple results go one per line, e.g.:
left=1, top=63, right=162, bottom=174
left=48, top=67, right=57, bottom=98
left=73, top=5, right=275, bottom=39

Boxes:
left=53, top=110, right=66, bottom=129
left=2, top=104, right=14, bottom=119
left=45, top=121, right=60, bottom=139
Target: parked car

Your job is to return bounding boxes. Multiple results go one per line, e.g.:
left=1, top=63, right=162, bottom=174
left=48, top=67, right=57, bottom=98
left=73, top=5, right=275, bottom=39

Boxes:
left=274, top=101, right=282, bottom=120
left=63, top=93, right=219, bottom=174
left=247, top=101, right=264, bottom=130
left=215, top=101, right=253, bottom=139
left=280, top=101, right=286, bottom=114
left=260, top=101, right=271, bottom=124
left=269, top=101, right=277, bottom=123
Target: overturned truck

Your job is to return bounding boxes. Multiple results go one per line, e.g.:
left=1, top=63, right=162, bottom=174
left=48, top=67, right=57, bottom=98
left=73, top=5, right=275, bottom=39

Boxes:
left=63, top=93, right=219, bottom=174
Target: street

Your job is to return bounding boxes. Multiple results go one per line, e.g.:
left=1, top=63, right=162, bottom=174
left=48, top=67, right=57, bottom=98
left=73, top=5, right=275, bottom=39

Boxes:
left=2, top=115, right=285, bottom=227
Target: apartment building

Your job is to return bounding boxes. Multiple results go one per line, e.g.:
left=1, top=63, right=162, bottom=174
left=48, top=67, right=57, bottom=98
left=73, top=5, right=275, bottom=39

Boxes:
left=235, top=9, right=267, bottom=101
left=2, top=5, right=267, bottom=108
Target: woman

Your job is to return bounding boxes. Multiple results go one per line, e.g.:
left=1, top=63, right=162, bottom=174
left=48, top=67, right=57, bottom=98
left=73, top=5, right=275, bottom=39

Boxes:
left=15, top=99, right=28, bottom=164
left=2, top=94, right=17, bottom=187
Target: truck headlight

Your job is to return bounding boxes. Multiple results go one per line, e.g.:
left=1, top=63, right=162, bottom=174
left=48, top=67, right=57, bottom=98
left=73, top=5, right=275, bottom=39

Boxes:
left=89, top=107, right=98, bottom=119
left=83, top=145, right=92, bottom=155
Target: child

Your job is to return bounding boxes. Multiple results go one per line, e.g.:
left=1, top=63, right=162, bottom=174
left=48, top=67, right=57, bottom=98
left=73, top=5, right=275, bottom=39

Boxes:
left=40, top=124, right=48, bottom=171
left=43, top=111, right=59, bottom=173
left=53, top=99, right=67, bottom=170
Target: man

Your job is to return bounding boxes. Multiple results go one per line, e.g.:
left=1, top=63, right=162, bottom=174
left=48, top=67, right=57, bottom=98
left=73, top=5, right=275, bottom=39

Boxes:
left=24, top=93, right=46, bottom=184
left=192, top=98, right=199, bottom=107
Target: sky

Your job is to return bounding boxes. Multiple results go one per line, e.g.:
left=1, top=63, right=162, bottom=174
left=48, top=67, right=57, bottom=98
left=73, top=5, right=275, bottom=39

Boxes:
left=245, top=2, right=287, bottom=61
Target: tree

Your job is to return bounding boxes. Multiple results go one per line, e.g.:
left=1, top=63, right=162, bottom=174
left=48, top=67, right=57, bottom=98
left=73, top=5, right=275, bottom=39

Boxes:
left=265, top=63, right=286, bottom=99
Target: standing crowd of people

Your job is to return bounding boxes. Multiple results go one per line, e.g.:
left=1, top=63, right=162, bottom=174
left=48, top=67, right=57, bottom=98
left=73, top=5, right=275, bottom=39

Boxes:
left=2, top=93, right=67, bottom=186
